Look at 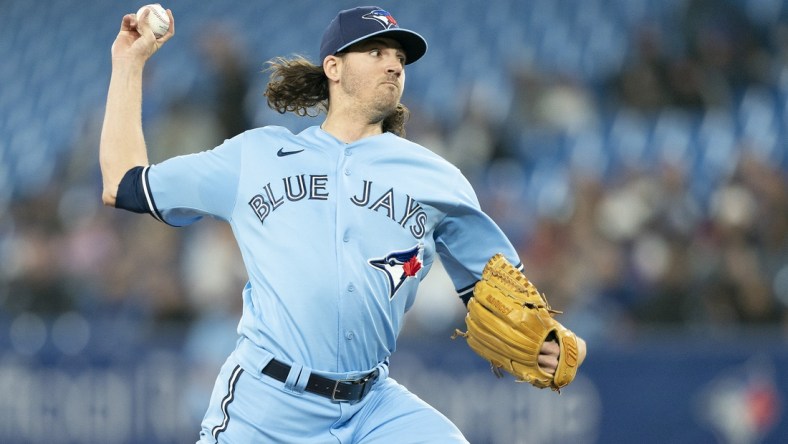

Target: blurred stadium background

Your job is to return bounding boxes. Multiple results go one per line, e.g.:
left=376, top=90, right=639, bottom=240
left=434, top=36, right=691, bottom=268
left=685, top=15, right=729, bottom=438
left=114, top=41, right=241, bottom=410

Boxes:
left=1, top=0, right=787, bottom=442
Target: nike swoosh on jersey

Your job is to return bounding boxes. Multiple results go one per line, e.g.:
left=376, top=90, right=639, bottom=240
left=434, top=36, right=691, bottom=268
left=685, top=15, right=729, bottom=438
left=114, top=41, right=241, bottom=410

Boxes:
left=277, top=147, right=305, bottom=157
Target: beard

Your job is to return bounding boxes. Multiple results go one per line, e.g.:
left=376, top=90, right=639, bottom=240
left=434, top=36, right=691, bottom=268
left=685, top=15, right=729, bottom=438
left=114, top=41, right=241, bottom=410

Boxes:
left=365, top=97, right=398, bottom=125
left=340, top=67, right=402, bottom=124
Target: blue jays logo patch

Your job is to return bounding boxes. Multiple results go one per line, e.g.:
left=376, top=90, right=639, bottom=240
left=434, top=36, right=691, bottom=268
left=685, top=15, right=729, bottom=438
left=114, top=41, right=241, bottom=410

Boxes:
left=369, top=244, right=423, bottom=299
left=362, top=9, right=399, bottom=29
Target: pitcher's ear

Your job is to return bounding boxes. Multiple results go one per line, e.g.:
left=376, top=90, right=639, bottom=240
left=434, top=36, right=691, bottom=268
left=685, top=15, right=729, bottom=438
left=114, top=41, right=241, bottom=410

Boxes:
left=323, top=55, right=341, bottom=82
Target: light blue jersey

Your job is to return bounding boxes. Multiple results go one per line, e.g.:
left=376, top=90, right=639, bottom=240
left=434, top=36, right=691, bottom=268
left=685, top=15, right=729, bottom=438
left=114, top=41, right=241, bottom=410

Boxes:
left=121, top=124, right=521, bottom=442
left=139, top=125, right=519, bottom=373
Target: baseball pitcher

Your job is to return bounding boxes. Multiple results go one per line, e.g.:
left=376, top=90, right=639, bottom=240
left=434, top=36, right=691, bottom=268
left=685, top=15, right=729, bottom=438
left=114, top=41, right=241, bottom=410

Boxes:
left=100, top=5, right=587, bottom=443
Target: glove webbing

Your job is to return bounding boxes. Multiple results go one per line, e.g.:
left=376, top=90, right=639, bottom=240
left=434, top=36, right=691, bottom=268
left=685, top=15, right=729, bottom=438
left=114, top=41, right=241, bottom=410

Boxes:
left=483, top=254, right=560, bottom=314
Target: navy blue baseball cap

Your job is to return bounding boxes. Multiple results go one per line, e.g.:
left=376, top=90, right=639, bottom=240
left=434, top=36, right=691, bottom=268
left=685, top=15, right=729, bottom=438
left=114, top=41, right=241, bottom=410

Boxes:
left=319, top=6, right=428, bottom=65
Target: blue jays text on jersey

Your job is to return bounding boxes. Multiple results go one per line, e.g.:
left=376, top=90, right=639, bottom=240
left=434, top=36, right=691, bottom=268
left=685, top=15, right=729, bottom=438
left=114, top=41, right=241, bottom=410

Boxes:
left=248, top=176, right=428, bottom=239
left=115, top=125, right=520, bottom=374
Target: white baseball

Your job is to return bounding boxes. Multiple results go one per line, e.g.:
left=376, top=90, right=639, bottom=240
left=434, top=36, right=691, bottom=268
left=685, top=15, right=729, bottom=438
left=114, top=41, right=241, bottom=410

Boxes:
left=136, top=4, right=170, bottom=38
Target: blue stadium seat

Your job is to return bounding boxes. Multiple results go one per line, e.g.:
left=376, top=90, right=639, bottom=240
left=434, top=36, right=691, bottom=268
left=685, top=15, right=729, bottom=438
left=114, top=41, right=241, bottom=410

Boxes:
left=651, top=109, right=695, bottom=167
left=608, top=110, right=652, bottom=171
left=693, top=110, right=739, bottom=184
left=567, top=127, right=610, bottom=180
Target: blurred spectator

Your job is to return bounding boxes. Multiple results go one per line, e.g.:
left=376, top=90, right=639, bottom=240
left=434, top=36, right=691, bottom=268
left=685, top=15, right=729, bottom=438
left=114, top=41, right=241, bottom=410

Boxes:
left=680, top=0, right=773, bottom=91
left=2, top=189, right=73, bottom=315
left=500, top=64, right=597, bottom=166
left=610, top=23, right=727, bottom=111
left=195, top=25, right=254, bottom=141
left=148, top=96, right=224, bottom=161
left=611, top=25, right=675, bottom=112
left=444, top=89, right=498, bottom=180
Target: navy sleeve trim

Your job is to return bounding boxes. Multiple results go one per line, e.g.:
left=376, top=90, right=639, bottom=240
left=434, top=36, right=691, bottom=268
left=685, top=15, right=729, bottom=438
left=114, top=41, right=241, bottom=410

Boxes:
left=140, top=166, right=166, bottom=223
left=116, top=166, right=166, bottom=223
left=457, top=283, right=476, bottom=306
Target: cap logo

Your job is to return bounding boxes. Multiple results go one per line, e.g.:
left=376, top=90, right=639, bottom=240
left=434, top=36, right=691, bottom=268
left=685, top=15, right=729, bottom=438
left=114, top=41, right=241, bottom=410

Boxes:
left=362, top=9, right=399, bottom=29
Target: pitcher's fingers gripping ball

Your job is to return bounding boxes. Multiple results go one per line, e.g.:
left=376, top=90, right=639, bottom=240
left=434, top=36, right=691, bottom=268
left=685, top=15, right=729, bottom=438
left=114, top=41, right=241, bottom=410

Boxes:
left=453, top=254, right=580, bottom=391
left=136, top=3, right=170, bottom=38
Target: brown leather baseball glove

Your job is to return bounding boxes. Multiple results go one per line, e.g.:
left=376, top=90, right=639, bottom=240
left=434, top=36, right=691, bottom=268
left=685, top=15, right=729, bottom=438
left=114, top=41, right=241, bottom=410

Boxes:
left=454, top=253, right=581, bottom=391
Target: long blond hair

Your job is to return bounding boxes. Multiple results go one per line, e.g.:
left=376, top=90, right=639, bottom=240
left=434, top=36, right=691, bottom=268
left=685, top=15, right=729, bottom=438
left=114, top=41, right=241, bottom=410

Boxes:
left=263, top=55, right=409, bottom=137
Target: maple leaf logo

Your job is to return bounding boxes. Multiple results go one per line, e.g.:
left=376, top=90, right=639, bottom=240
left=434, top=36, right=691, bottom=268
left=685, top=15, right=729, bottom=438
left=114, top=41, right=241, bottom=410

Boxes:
left=403, top=256, right=422, bottom=277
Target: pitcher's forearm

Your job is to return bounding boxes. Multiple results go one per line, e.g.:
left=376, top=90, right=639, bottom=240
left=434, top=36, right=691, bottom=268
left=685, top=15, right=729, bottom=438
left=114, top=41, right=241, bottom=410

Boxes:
left=100, top=61, right=149, bottom=206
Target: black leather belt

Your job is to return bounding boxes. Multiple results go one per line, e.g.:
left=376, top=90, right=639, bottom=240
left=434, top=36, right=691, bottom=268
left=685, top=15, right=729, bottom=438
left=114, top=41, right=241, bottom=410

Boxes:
left=262, top=359, right=379, bottom=402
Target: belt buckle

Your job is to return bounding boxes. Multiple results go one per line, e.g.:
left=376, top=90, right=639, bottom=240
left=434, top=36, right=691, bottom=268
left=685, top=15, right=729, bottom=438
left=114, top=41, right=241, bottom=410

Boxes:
left=331, top=378, right=356, bottom=402
left=331, top=371, right=377, bottom=402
